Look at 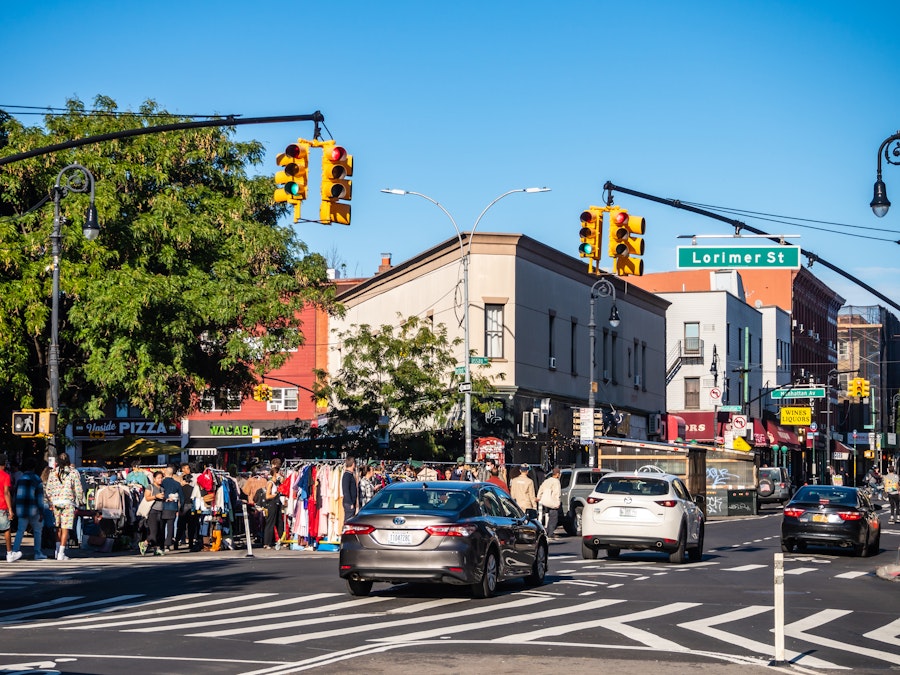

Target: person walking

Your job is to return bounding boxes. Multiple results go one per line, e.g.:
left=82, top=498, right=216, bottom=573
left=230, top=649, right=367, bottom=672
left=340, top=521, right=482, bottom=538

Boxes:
left=0, top=454, right=13, bottom=561
left=510, top=464, right=537, bottom=511
left=536, top=465, right=562, bottom=538
left=160, top=466, right=182, bottom=552
left=487, top=466, right=509, bottom=493
left=9, top=458, right=46, bottom=561
left=45, top=452, right=84, bottom=561
left=342, top=457, right=359, bottom=520
left=141, top=471, right=167, bottom=556
left=883, top=464, right=899, bottom=524
left=358, top=464, right=376, bottom=508
left=262, top=466, right=283, bottom=549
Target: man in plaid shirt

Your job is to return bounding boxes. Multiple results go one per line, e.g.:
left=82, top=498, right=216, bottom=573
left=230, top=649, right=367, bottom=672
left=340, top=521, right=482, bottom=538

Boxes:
left=9, top=458, right=47, bottom=562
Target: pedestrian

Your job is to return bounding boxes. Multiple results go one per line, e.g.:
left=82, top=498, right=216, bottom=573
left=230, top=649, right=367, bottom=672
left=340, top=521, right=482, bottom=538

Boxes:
left=342, top=457, right=359, bottom=519
left=125, top=460, right=150, bottom=489
left=510, top=464, right=537, bottom=511
left=883, top=465, right=899, bottom=524
left=487, top=466, right=509, bottom=493
left=141, top=471, right=167, bottom=555
left=358, top=464, right=376, bottom=508
left=160, top=466, right=182, bottom=552
left=9, top=458, right=47, bottom=561
left=45, top=452, right=84, bottom=561
left=451, top=458, right=473, bottom=481
left=0, top=454, right=15, bottom=561
left=176, top=472, right=200, bottom=551
left=536, top=466, right=562, bottom=538
left=242, top=468, right=268, bottom=545
left=262, top=466, right=283, bottom=549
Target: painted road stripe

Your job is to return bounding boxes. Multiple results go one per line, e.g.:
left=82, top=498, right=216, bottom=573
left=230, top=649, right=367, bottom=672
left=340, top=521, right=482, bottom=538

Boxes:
left=863, top=616, right=900, bottom=647
left=722, top=564, right=767, bottom=572
left=784, top=567, right=818, bottom=575
left=6, top=594, right=211, bottom=629
left=0, top=595, right=144, bottom=625
left=834, top=571, right=870, bottom=579
left=784, top=609, right=900, bottom=665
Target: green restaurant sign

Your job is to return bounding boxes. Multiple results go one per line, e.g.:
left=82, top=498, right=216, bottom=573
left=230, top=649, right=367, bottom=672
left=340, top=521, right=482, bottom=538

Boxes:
left=677, top=246, right=801, bottom=269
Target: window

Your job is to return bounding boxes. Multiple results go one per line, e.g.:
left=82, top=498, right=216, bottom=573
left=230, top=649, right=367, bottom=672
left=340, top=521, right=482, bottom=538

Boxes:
left=684, top=322, right=700, bottom=354
left=200, top=390, right=242, bottom=412
left=484, top=304, right=504, bottom=358
left=548, top=312, right=556, bottom=363
left=269, top=388, right=298, bottom=411
left=570, top=319, right=578, bottom=375
left=685, top=377, right=700, bottom=409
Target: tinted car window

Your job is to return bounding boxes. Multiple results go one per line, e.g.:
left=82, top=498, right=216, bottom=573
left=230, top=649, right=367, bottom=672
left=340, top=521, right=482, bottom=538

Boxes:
left=364, top=488, right=473, bottom=511
left=479, top=490, right=504, bottom=517
left=791, top=486, right=857, bottom=506
left=576, top=472, right=597, bottom=485
left=497, top=493, right=525, bottom=518
left=559, top=472, right=571, bottom=489
left=672, top=479, right=690, bottom=501
left=597, top=477, right=669, bottom=496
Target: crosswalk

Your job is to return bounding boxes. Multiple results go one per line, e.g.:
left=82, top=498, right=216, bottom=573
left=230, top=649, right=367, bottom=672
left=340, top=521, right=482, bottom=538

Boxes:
left=1, top=584, right=897, bottom=672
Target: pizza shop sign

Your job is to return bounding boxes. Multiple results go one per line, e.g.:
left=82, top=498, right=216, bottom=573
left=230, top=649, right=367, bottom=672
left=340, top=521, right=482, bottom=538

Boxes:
left=74, top=419, right=178, bottom=438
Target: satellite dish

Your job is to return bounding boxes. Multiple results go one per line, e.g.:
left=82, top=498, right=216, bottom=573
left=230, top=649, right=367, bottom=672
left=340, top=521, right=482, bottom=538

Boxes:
left=754, top=300, right=763, bottom=308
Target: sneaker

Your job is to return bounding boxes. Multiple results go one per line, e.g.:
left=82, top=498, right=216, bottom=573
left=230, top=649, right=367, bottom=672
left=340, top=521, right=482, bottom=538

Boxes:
left=7, top=551, right=22, bottom=563
left=56, top=551, right=69, bottom=561
left=138, top=541, right=148, bottom=556
left=34, top=553, right=48, bottom=561
left=155, top=548, right=165, bottom=556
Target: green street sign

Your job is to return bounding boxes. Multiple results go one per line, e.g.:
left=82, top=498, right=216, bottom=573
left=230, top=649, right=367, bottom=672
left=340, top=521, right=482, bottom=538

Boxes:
left=677, top=246, right=800, bottom=269
left=454, top=366, right=466, bottom=375
left=718, top=405, right=743, bottom=412
left=470, top=356, right=489, bottom=365
left=771, top=387, right=825, bottom=399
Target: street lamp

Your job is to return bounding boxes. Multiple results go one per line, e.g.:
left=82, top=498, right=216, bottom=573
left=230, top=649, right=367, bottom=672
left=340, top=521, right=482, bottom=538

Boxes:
left=381, top=186, right=551, bottom=463
left=870, top=131, right=900, bottom=217
left=49, top=164, right=100, bottom=459
left=587, top=277, right=620, bottom=409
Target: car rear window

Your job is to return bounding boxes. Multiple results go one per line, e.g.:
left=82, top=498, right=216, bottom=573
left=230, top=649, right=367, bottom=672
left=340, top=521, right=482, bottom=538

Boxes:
left=792, top=487, right=856, bottom=506
left=363, top=489, right=473, bottom=512
left=596, top=477, right=669, bottom=496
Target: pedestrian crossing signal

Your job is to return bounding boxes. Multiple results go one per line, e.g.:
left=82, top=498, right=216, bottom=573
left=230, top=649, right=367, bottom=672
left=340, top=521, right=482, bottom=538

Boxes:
left=12, top=411, right=36, bottom=436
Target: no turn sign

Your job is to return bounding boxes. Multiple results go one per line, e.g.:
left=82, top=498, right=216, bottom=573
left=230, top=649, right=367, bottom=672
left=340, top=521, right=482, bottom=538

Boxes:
left=732, top=415, right=748, bottom=431
left=709, top=387, right=722, bottom=401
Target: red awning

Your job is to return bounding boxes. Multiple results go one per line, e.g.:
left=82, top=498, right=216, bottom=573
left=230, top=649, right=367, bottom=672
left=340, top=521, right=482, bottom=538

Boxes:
left=752, top=419, right=768, bottom=447
left=676, top=411, right=716, bottom=442
left=764, top=420, right=799, bottom=446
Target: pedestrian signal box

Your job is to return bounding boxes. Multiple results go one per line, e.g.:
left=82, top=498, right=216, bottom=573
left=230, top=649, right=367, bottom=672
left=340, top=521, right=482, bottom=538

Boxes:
left=12, top=411, right=36, bottom=436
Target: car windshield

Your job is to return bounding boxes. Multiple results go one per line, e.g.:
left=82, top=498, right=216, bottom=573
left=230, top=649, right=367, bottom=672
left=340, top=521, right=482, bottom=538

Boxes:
left=363, top=488, right=473, bottom=512
left=792, top=486, right=856, bottom=506
left=759, top=469, right=782, bottom=480
left=596, top=477, right=669, bottom=496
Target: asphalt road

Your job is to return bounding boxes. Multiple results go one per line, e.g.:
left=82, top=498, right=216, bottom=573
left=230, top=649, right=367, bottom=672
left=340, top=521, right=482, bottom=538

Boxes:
left=1, top=507, right=898, bottom=675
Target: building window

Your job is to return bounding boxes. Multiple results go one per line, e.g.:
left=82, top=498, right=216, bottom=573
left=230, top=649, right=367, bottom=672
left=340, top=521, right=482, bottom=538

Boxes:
left=269, top=388, right=298, bottom=412
left=570, top=319, right=578, bottom=375
left=485, top=304, right=504, bottom=358
left=684, top=322, right=700, bottom=355
left=641, top=342, right=647, bottom=391
left=611, top=332, right=618, bottom=384
left=602, top=328, right=610, bottom=381
left=200, top=390, right=242, bottom=412
left=548, top=311, right=556, bottom=366
left=685, top=377, right=700, bottom=409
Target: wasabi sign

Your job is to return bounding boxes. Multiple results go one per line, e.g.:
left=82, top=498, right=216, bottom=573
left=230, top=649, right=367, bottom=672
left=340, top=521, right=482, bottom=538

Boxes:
left=677, top=246, right=801, bottom=269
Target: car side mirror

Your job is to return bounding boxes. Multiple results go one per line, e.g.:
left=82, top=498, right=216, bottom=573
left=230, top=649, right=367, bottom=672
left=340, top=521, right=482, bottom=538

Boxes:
left=524, top=508, right=539, bottom=521
left=693, top=494, right=706, bottom=505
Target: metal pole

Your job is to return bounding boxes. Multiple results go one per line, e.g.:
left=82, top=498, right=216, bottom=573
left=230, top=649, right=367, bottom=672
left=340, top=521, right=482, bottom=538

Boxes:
left=773, top=552, right=785, bottom=664
left=588, top=288, right=597, bottom=409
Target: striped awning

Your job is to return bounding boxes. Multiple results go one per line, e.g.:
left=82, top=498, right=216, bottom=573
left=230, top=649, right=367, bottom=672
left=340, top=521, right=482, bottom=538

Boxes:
left=188, top=448, right=219, bottom=456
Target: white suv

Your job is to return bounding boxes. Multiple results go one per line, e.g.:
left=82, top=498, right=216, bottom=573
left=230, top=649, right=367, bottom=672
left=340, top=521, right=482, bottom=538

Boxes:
left=581, top=470, right=705, bottom=563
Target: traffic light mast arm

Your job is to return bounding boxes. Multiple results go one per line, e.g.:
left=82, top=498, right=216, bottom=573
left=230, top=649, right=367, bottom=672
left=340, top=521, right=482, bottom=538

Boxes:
left=601, top=181, right=900, bottom=314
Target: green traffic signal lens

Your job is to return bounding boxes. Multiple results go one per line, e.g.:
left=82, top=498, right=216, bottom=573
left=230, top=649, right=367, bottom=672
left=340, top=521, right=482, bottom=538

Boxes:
left=285, top=181, right=300, bottom=196
left=579, top=243, right=593, bottom=255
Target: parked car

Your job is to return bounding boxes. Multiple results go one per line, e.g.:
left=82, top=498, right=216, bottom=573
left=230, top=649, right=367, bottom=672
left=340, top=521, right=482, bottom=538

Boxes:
left=581, top=470, right=705, bottom=563
left=781, top=485, right=882, bottom=556
left=559, top=467, right=613, bottom=535
left=339, top=481, right=549, bottom=598
left=757, top=466, right=793, bottom=506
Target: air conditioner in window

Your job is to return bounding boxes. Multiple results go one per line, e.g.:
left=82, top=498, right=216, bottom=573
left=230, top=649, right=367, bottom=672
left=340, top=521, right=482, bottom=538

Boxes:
left=267, top=401, right=283, bottom=412
left=520, top=411, right=535, bottom=436
left=549, top=357, right=557, bottom=369
left=648, top=412, right=662, bottom=435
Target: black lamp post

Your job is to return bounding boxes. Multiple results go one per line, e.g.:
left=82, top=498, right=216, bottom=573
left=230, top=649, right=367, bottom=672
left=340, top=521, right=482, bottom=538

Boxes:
left=588, top=277, right=620, bottom=410
left=870, top=131, right=900, bottom=217
left=49, top=164, right=100, bottom=458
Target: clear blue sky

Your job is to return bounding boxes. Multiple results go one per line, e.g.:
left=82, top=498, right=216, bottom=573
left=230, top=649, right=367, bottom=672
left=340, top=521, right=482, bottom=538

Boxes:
left=4, top=1, right=900, bottom=307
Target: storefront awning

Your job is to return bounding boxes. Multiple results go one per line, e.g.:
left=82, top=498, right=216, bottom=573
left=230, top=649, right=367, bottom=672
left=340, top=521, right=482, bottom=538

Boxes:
left=764, top=420, right=799, bottom=446
left=677, top=411, right=716, bottom=442
left=82, top=436, right=184, bottom=459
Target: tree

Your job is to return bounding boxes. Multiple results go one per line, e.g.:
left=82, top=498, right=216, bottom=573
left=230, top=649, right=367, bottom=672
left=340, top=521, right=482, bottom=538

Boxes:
left=313, top=314, right=501, bottom=456
left=0, top=96, right=338, bottom=432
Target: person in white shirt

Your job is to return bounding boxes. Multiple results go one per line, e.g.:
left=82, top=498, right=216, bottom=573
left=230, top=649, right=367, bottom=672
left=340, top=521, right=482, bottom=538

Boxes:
left=536, top=466, right=562, bottom=538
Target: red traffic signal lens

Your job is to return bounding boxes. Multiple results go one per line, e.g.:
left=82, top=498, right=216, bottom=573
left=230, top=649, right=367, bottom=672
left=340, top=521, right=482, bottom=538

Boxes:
left=612, top=210, right=628, bottom=225
left=580, top=210, right=597, bottom=223
left=285, top=144, right=303, bottom=158
left=329, top=146, right=347, bottom=162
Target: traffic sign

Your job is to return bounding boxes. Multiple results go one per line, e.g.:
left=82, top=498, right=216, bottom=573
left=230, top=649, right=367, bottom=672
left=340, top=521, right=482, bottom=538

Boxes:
left=454, top=366, right=466, bottom=375
left=709, top=387, right=722, bottom=401
left=771, top=387, right=825, bottom=399
left=719, top=405, right=743, bottom=412
left=731, top=415, right=748, bottom=431
left=469, top=356, right=489, bottom=365
left=458, top=382, right=472, bottom=393
left=677, top=246, right=800, bottom=269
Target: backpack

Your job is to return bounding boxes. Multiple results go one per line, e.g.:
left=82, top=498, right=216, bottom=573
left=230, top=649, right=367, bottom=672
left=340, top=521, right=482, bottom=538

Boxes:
left=253, top=487, right=267, bottom=505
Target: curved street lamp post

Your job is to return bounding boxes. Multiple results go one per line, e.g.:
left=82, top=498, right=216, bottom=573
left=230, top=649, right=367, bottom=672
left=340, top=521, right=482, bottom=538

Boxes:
left=870, top=131, right=900, bottom=217
left=587, top=277, right=620, bottom=409
left=49, top=164, right=100, bottom=458
left=381, top=187, right=550, bottom=463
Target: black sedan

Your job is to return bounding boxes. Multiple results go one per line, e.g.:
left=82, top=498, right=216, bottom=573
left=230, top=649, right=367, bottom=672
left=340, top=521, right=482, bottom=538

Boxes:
left=781, top=485, right=882, bottom=556
left=339, top=481, right=548, bottom=598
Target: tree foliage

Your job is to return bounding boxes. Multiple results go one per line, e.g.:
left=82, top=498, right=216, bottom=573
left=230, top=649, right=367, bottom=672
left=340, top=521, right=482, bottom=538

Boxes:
left=0, top=96, right=338, bottom=429
left=313, top=314, right=501, bottom=455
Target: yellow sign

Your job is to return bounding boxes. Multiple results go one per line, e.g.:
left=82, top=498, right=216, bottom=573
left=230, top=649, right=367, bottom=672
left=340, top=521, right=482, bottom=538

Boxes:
left=780, top=407, right=811, bottom=426
left=732, top=436, right=752, bottom=452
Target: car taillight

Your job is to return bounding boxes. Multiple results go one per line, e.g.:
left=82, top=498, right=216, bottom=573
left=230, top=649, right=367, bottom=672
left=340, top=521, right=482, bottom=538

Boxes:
left=837, top=511, right=863, bottom=521
left=424, top=524, right=477, bottom=537
left=655, top=500, right=678, bottom=507
left=342, top=524, right=375, bottom=536
left=586, top=496, right=603, bottom=504
left=783, top=507, right=805, bottom=518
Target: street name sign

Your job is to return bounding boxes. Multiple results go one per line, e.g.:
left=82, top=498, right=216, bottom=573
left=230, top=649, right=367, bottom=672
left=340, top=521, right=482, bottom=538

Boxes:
left=771, top=387, right=825, bottom=399
left=469, top=356, right=490, bottom=365
left=718, top=405, right=743, bottom=412
left=677, top=246, right=800, bottom=269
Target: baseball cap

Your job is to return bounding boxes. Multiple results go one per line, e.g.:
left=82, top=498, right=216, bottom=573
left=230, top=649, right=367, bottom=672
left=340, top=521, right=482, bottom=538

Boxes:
left=520, top=463, right=529, bottom=470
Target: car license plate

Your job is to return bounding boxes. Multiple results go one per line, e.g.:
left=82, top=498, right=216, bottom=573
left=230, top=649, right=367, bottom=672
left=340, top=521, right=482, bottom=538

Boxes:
left=619, top=507, right=636, bottom=518
left=812, top=514, right=828, bottom=523
left=387, top=531, right=413, bottom=545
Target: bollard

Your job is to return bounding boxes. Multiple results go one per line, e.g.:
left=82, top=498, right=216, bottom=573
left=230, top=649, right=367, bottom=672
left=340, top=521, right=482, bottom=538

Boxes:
left=773, top=552, right=785, bottom=664
left=242, top=502, right=254, bottom=558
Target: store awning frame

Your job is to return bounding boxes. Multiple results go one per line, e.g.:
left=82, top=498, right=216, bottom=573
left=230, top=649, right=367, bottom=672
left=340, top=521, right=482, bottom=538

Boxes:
left=82, top=436, right=184, bottom=459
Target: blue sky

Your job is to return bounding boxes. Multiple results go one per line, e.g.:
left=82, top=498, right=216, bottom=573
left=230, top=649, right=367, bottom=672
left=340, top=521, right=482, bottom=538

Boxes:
left=4, top=1, right=900, bottom=307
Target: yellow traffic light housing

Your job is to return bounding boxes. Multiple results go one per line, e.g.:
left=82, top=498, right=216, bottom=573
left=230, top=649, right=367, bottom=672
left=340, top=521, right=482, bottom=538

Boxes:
left=274, top=142, right=309, bottom=223
left=579, top=207, right=604, bottom=269
left=607, top=206, right=645, bottom=276
left=860, top=378, right=870, bottom=398
left=320, top=141, right=353, bottom=225
left=252, top=384, right=273, bottom=402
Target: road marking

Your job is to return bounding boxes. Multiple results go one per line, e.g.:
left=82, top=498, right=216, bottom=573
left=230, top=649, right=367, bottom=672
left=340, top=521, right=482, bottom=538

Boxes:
left=722, top=564, right=767, bottom=572
left=0, top=595, right=144, bottom=625
left=504, top=601, right=695, bottom=651
left=678, top=605, right=843, bottom=669
left=784, top=609, right=900, bottom=665
left=834, top=571, right=869, bottom=579
left=386, top=598, right=471, bottom=614
left=257, top=594, right=553, bottom=645
left=784, top=567, right=818, bottom=575
left=5, top=594, right=211, bottom=630
left=0, top=596, right=83, bottom=620
left=863, top=616, right=900, bottom=647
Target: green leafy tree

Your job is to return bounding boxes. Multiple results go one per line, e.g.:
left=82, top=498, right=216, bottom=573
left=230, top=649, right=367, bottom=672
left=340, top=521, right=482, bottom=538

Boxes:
left=0, top=96, right=338, bottom=431
left=313, top=314, right=501, bottom=456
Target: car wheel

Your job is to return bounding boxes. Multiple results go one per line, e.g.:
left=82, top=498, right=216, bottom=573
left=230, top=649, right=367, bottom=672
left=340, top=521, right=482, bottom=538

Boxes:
left=669, top=525, right=687, bottom=564
left=346, top=578, right=373, bottom=597
left=687, top=524, right=704, bottom=562
left=758, top=478, right=775, bottom=498
left=869, top=532, right=881, bottom=556
left=581, top=539, right=598, bottom=559
left=606, top=547, right=621, bottom=559
left=781, top=540, right=795, bottom=553
left=525, top=544, right=547, bottom=586
left=573, top=505, right=584, bottom=536
left=796, top=541, right=807, bottom=552
left=563, top=511, right=578, bottom=536
left=472, top=549, right=499, bottom=599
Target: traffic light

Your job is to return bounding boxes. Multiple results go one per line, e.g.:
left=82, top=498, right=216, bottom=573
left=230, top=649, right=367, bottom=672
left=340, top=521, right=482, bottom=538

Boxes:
left=274, top=142, right=309, bottom=222
left=578, top=207, right=604, bottom=260
left=252, top=384, right=273, bottom=402
left=320, top=141, right=353, bottom=225
left=607, top=206, right=645, bottom=276
left=848, top=377, right=863, bottom=397
left=860, top=378, right=870, bottom=398
left=12, top=411, right=36, bottom=436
